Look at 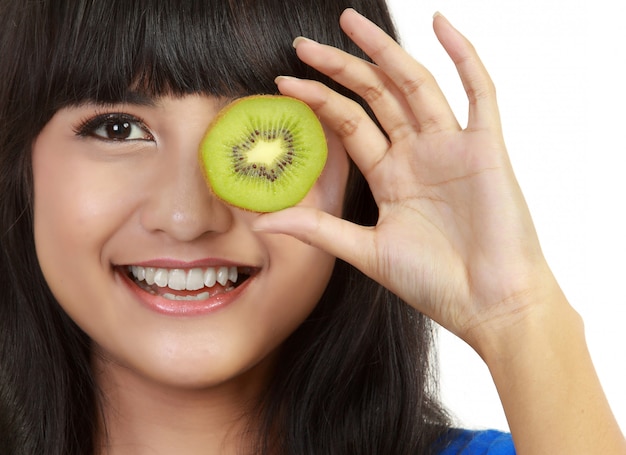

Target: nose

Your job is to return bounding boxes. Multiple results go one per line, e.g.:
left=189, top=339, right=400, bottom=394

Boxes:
left=140, top=153, right=233, bottom=241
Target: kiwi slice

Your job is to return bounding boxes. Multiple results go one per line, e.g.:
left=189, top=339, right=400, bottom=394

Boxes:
left=199, top=95, right=328, bottom=212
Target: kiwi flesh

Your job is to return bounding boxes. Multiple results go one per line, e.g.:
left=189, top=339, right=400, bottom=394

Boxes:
left=199, top=95, right=328, bottom=212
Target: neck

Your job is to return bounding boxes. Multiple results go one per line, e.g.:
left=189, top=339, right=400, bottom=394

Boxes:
left=93, top=356, right=273, bottom=455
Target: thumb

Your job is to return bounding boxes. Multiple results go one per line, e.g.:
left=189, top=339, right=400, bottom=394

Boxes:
left=252, top=206, right=375, bottom=271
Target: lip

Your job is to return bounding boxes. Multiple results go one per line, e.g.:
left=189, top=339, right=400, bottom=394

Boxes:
left=117, top=264, right=256, bottom=317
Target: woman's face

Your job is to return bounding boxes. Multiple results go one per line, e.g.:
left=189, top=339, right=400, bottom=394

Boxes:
left=32, top=94, right=348, bottom=390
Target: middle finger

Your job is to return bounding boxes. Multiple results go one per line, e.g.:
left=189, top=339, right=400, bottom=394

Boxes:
left=293, top=36, right=422, bottom=142
left=338, top=8, right=461, bottom=134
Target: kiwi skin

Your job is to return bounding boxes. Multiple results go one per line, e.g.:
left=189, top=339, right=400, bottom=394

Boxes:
left=199, top=95, right=328, bottom=212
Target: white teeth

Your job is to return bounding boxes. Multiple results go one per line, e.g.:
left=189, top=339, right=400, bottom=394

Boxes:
left=145, top=267, right=156, bottom=285
left=186, top=268, right=205, bottom=291
left=162, top=291, right=211, bottom=301
left=228, top=266, right=238, bottom=284
left=154, top=268, right=169, bottom=287
left=216, top=266, right=229, bottom=286
left=129, top=265, right=241, bottom=291
left=204, top=268, right=217, bottom=287
left=167, top=269, right=186, bottom=291
left=131, top=265, right=146, bottom=281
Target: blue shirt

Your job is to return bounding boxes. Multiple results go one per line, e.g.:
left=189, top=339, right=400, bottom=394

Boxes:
left=437, top=429, right=516, bottom=454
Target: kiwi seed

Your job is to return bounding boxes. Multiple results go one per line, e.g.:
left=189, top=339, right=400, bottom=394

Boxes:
left=199, top=95, right=328, bottom=212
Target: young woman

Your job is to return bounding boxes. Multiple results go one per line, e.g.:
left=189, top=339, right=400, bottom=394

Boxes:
left=0, top=0, right=623, bottom=454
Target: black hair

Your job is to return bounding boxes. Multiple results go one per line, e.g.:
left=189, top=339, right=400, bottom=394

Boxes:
left=0, top=0, right=452, bottom=453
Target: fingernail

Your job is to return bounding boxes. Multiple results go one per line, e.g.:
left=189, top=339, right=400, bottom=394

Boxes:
left=274, top=75, right=300, bottom=85
left=292, top=36, right=315, bottom=48
left=433, top=11, right=449, bottom=23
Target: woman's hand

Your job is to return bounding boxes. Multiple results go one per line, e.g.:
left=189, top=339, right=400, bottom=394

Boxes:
left=254, top=9, right=552, bottom=348
left=253, top=10, right=626, bottom=453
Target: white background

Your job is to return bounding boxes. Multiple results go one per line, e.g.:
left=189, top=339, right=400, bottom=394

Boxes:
left=386, top=0, right=626, bottom=432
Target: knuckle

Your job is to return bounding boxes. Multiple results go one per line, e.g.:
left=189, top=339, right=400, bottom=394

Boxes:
left=416, top=115, right=441, bottom=133
left=466, top=82, right=494, bottom=105
left=388, top=122, right=418, bottom=142
left=400, top=75, right=428, bottom=98
left=337, top=116, right=361, bottom=138
left=362, top=80, right=387, bottom=104
left=368, top=40, right=392, bottom=62
left=325, top=57, right=349, bottom=80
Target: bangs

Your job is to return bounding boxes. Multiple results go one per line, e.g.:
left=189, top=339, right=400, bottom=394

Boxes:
left=43, top=0, right=338, bottom=106
left=1, top=0, right=396, bottom=153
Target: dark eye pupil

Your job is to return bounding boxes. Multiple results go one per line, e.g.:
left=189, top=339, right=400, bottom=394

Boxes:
left=106, top=121, right=131, bottom=139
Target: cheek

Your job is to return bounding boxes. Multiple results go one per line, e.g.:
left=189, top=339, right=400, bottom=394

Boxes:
left=261, top=233, right=336, bottom=330
left=33, top=141, right=90, bottom=269
left=31, top=132, right=138, bottom=312
left=34, top=155, right=112, bottom=259
left=33, top=159, right=88, bottom=313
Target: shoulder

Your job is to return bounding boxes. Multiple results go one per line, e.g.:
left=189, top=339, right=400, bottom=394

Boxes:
left=435, top=428, right=516, bottom=455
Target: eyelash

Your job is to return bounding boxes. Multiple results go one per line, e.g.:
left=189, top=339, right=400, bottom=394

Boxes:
left=73, top=112, right=154, bottom=142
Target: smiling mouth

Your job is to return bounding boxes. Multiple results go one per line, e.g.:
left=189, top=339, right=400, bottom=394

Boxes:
left=125, top=265, right=255, bottom=301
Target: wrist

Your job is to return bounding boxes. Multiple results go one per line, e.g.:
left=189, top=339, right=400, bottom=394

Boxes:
left=465, top=280, right=626, bottom=454
left=466, top=273, right=581, bottom=366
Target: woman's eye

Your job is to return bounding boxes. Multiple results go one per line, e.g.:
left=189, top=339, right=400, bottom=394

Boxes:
left=75, top=113, right=154, bottom=142
left=93, top=118, right=148, bottom=141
